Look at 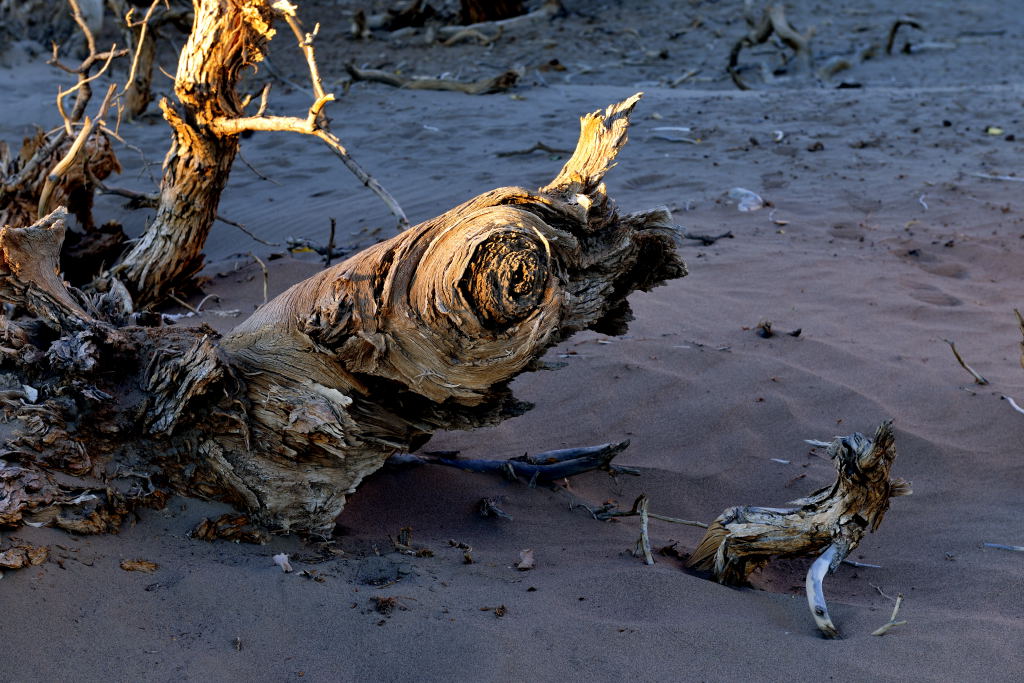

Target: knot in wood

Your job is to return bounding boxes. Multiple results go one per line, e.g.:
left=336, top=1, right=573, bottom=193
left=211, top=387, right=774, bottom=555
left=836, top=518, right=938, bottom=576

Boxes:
left=463, top=231, right=548, bottom=329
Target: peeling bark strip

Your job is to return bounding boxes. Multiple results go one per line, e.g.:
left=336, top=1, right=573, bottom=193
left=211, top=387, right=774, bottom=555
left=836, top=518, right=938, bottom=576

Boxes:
left=688, top=421, right=909, bottom=637
left=0, top=94, right=685, bottom=539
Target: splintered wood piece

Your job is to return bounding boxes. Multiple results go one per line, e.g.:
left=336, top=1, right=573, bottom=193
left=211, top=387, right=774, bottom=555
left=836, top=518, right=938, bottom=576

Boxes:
left=688, top=421, right=908, bottom=637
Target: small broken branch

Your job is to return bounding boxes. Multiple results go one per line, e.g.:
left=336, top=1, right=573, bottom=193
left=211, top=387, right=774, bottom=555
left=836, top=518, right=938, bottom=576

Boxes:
left=441, top=27, right=503, bottom=47
left=345, top=64, right=520, bottom=95
left=968, top=172, right=1024, bottom=183
left=593, top=495, right=708, bottom=528
left=943, top=339, right=989, bottom=385
left=871, top=593, right=907, bottom=636
left=886, top=17, right=923, bottom=55
left=1015, top=308, right=1024, bottom=370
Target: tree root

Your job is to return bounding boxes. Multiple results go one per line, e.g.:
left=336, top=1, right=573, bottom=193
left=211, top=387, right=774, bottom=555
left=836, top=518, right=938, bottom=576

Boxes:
left=688, top=421, right=909, bottom=638
left=386, top=441, right=635, bottom=483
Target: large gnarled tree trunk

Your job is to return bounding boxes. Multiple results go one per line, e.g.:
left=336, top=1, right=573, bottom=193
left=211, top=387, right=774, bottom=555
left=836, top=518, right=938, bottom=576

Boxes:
left=0, top=95, right=685, bottom=537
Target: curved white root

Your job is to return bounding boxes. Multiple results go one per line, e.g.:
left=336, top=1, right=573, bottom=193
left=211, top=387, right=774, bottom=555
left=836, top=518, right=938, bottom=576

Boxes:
left=806, top=543, right=841, bottom=638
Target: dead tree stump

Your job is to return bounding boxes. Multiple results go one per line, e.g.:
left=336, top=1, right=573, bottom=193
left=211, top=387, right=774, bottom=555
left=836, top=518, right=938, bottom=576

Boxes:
left=0, top=94, right=685, bottom=537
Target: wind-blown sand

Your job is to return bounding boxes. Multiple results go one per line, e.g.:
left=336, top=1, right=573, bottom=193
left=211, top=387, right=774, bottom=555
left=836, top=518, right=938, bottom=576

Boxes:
left=1, top=1, right=1023, bottom=680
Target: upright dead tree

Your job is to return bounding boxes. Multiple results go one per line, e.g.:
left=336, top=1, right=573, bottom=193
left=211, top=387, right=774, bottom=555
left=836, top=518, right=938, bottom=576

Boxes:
left=110, top=0, right=271, bottom=304
left=0, top=94, right=685, bottom=539
left=111, top=0, right=406, bottom=307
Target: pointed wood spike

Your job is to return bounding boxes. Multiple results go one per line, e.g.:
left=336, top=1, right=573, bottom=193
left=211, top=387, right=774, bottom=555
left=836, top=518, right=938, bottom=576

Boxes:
left=541, top=92, right=643, bottom=196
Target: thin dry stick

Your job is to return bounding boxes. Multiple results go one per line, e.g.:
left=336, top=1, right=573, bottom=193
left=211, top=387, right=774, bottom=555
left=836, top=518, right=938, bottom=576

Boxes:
left=118, top=0, right=163, bottom=99
left=871, top=593, right=907, bottom=636
left=275, top=7, right=408, bottom=230
left=325, top=217, right=336, bottom=267
left=249, top=252, right=269, bottom=304
left=943, top=339, right=989, bottom=385
left=37, top=117, right=94, bottom=218
left=215, top=216, right=280, bottom=247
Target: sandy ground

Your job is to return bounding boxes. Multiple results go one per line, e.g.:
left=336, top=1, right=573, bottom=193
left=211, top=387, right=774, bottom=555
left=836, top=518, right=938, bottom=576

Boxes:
left=2, top=1, right=1023, bottom=680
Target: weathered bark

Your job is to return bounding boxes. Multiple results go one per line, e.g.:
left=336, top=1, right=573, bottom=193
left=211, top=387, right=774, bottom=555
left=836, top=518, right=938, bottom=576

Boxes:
left=112, top=0, right=275, bottom=306
left=0, top=94, right=685, bottom=539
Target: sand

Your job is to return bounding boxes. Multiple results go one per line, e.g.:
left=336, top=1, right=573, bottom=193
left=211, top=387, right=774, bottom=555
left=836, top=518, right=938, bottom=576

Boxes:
left=1, top=1, right=1023, bottom=680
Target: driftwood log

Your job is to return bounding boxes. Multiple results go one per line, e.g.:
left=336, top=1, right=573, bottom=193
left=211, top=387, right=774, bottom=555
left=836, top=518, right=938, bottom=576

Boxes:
left=0, top=94, right=684, bottom=540
left=688, top=421, right=910, bottom=637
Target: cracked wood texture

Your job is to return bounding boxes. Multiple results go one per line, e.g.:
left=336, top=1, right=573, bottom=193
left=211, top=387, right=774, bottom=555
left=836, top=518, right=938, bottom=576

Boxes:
left=0, top=94, right=685, bottom=538
left=113, top=0, right=275, bottom=307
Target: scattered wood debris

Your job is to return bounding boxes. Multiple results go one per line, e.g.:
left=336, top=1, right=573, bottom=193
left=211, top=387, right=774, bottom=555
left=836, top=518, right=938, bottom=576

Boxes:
left=0, top=541, right=49, bottom=569
left=190, top=513, right=269, bottom=544
left=392, top=526, right=434, bottom=557
left=478, top=497, right=512, bottom=520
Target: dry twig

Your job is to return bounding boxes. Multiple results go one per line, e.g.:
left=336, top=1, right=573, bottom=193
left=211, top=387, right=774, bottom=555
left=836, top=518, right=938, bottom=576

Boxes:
left=202, top=4, right=409, bottom=231
left=942, top=339, right=989, bottom=385
left=871, top=593, right=907, bottom=636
